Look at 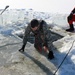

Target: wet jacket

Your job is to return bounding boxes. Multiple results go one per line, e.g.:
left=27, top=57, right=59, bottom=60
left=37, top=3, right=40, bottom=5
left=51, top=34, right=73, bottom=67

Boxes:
left=68, top=7, right=75, bottom=24
left=23, top=20, right=53, bottom=51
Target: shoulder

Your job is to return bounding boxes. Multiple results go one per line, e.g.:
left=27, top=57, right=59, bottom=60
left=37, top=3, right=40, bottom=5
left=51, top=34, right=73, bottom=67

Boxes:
left=25, top=23, right=31, bottom=31
left=39, top=20, right=48, bottom=31
left=26, top=23, right=31, bottom=28
left=39, top=20, right=47, bottom=26
left=40, top=20, right=46, bottom=24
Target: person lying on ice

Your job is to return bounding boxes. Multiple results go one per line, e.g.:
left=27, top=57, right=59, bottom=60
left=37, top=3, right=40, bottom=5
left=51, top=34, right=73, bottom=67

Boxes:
left=66, top=7, right=75, bottom=32
left=19, top=19, right=54, bottom=60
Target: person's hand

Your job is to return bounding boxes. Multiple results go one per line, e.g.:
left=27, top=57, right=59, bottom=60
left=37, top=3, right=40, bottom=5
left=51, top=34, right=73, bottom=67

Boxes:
left=48, top=51, right=54, bottom=60
left=19, top=45, right=25, bottom=52
left=43, top=46, right=48, bottom=52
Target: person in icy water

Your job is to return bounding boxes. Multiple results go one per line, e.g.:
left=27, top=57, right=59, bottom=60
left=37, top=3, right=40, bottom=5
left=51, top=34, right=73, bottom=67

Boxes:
left=66, top=7, right=75, bottom=32
left=19, top=19, right=54, bottom=60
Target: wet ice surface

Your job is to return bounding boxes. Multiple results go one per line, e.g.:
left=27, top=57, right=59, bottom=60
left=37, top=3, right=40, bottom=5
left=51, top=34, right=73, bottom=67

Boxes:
left=0, top=34, right=56, bottom=75
left=0, top=32, right=70, bottom=75
left=0, top=43, right=56, bottom=75
left=0, top=32, right=75, bottom=75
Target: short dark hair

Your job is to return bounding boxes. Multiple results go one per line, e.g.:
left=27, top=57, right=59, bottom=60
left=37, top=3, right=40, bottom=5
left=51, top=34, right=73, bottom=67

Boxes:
left=31, top=19, right=39, bottom=28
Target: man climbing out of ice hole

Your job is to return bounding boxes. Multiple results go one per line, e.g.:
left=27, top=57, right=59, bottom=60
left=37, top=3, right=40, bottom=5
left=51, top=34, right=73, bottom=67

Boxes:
left=19, top=19, right=54, bottom=60
left=66, top=7, right=75, bottom=32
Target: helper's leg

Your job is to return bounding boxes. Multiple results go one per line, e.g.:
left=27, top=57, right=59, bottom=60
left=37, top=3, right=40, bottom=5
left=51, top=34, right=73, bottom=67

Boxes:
left=66, top=15, right=74, bottom=32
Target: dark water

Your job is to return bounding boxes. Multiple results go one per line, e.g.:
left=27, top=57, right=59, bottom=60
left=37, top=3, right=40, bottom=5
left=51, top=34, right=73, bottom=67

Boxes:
left=17, top=30, right=63, bottom=44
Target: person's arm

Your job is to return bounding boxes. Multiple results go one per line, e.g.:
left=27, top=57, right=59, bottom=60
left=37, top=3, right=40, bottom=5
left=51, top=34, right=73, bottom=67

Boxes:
left=42, top=21, right=49, bottom=47
left=20, top=24, right=31, bottom=50
left=23, top=24, right=31, bottom=45
left=42, top=21, right=53, bottom=50
left=71, top=7, right=75, bottom=14
left=42, top=21, right=54, bottom=59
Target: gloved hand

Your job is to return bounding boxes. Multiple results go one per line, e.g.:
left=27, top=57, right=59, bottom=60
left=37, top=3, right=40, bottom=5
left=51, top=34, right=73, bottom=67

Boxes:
left=19, top=45, right=25, bottom=52
left=48, top=51, right=54, bottom=60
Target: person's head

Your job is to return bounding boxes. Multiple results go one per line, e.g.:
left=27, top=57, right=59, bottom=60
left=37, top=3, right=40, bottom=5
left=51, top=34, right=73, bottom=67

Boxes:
left=31, top=19, right=39, bottom=31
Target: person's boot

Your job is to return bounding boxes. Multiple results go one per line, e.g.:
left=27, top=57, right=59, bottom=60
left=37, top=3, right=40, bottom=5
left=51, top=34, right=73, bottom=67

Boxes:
left=66, top=24, right=74, bottom=32
left=48, top=51, right=54, bottom=60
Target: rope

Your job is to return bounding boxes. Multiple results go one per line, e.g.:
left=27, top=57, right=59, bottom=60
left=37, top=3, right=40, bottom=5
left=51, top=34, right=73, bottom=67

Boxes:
left=53, top=40, right=75, bottom=75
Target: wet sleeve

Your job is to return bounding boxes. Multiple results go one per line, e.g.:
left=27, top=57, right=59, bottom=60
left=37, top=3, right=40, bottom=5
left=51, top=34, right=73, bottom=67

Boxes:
left=23, top=24, right=31, bottom=46
left=42, top=21, right=48, bottom=36
left=42, top=21, right=53, bottom=51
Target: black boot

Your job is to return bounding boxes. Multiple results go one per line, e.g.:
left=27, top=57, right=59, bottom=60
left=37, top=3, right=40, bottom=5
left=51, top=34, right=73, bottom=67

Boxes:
left=48, top=51, right=54, bottom=60
left=66, top=24, right=74, bottom=32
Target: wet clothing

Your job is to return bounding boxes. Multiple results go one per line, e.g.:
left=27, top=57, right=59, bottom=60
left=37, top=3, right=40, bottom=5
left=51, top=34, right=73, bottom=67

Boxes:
left=68, top=8, right=75, bottom=25
left=23, top=20, right=53, bottom=52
